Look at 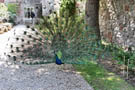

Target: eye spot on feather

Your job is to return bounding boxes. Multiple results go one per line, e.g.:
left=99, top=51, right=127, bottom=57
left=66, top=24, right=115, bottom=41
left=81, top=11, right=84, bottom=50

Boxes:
left=10, top=45, right=13, bottom=48
left=7, top=55, right=11, bottom=57
left=54, top=11, right=56, bottom=14
left=13, top=56, right=16, bottom=61
left=20, top=55, right=23, bottom=58
left=47, top=16, right=50, bottom=19
left=31, top=28, right=35, bottom=31
left=39, top=38, right=42, bottom=41
left=27, top=25, right=30, bottom=28
left=49, top=10, right=52, bottom=14
left=27, top=41, right=30, bottom=44
left=16, top=47, right=20, bottom=52
left=24, top=31, right=27, bottom=35
left=43, top=32, right=46, bottom=34
left=44, top=6, right=46, bottom=9
left=21, top=44, right=24, bottom=48
left=35, top=32, right=39, bottom=35
left=28, top=35, right=32, bottom=38
left=23, top=50, right=27, bottom=53
left=21, top=39, right=24, bottom=42
left=11, top=50, right=14, bottom=53
left=16, top=38, right=19, bottom=41
left=16, top=47, right=19, bottom=49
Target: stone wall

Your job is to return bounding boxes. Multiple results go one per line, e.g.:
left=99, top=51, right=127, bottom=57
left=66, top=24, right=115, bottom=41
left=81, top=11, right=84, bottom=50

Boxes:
left=99, top=0, right=135, bottom=49
left=42, top=0, right=60, bottom=16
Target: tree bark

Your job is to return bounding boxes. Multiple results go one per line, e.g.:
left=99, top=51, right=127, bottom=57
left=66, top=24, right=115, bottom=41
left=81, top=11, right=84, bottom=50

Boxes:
left=85, top=0, right=101, bottom=40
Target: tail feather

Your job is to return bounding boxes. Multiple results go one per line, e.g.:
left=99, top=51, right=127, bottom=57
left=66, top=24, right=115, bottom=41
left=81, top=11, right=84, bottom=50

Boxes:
left=0, top=25, right=54, bottom=63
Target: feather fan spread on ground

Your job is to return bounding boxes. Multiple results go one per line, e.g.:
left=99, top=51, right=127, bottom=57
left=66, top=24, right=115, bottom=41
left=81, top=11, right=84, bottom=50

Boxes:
left=0, top=1, right=107, bottom=65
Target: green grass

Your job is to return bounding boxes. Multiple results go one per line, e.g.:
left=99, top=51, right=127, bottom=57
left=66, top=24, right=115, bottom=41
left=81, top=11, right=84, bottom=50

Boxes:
left=74, top=60, right=135, bottom=90
left=7, top=3, right=17, bottom=14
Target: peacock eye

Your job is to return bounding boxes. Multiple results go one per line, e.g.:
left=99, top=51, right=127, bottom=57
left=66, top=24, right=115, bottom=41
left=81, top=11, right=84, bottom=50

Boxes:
left=47, top=16, right=50, bottom=19
left=21, top=39, right=24, bottom=42
left=54, top=11, right=56, bottom=14
left=21, top=44, right=24, bottom=48
left=44, top=7, right=46, bottom=9
left=7, top=55, right=11, bottom=57
left=10, top=45, right=13, bottom=48
left=35, top=32, right=39, bottom=35
left=20, top=55, right=23, bottom=58
left=27, top=41, right=30, bottom=44
left=28, top=35, right=32, bottom=38
left=11, top=50, right=14, bottom=53
left=16, top=38, right=19, bottom=41
left=23, top=50, right=26, bottom=53
left=43, top=32, right=46, bottom=34
left=31, top=28, right=35, bottom=31
left=16, top=47, right=20, bottom=52
left=24, top=31, right=27, bottom=35
left=49, top=10, right=52, bottom=14
left=39, top=38, right=42, bottom=41
left=13, top=56, right=16, bottom=61
left=26, top=25, right=30, bottom=28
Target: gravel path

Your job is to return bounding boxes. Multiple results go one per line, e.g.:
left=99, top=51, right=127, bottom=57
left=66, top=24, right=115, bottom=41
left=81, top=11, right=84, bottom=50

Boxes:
left=0, top=61, right=93, bottom=90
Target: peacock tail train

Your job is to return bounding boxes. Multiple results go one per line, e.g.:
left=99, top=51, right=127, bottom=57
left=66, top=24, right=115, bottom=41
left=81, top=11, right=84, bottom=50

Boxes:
left=0, top=1, right=109, bottom=65
left=0, top=21, right=107, bottom=65
left=0, top=24, right=54, bottom=64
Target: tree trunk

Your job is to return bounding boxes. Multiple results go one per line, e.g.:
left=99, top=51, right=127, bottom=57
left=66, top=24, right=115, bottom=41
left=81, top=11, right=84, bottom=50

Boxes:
left=85, top=0, right=101, bottom=40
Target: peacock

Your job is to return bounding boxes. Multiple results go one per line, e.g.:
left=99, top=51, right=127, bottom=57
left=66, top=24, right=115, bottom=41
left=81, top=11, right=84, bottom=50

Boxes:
left=0, top=21, right=105, bottom=65
left=0, top=0, right=107, bottom=65
left=54, top=50, right=64, bottom=65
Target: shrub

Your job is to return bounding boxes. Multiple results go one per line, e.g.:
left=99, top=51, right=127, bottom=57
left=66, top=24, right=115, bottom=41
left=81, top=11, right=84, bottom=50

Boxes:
left=105, top=44, right=135, bottom=70
left=0, top=3, right=9, bottom=21
left=7, top=4, right=17, bottom=14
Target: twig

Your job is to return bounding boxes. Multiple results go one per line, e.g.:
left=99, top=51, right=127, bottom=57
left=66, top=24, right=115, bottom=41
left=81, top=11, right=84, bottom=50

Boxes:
left=123, top=56, right=125, bottom=76
left=127, top=59, right=129, bottom=79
